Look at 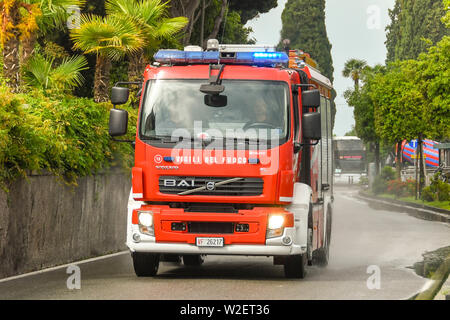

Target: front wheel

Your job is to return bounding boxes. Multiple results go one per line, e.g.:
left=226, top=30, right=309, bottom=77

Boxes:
left=132, top=252, right=160, bottom=277
left=313, top=208, right=332, bottom=267
left=284, top=254, right=307, bottom=278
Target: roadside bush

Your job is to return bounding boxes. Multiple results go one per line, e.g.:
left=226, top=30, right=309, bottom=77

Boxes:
left=371, top=166, right=396, bottom=195
left=405, top=179, right=416, bottom=196
left=0, top=87, right=136, bottom=189
left=359, top=176, right=369, bottom=186
left=387, top=179, right=416, bottom=198
left=421, top=186, right=435, bottom=202
left=421, top=173, right=450, bottom=202
left=380, top=166, right=395, bottom=181
left=387, top=180, right=407, bottom=198
left=372, top=176, right=387, bottom=195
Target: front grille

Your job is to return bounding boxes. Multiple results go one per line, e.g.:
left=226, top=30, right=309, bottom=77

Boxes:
left=159, top=176, right=264, bottom=196
left=188, top=222, right=234, bottom=234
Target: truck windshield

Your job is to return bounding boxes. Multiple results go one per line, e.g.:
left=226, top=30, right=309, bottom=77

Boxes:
left=139, top=80, right=289, bottom=145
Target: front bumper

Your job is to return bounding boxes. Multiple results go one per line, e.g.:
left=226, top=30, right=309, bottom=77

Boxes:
left=127, top=227, right=304, bottom=256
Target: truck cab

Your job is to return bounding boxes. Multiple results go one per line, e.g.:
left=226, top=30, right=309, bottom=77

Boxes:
left=109, top=41, right=334, bottom=278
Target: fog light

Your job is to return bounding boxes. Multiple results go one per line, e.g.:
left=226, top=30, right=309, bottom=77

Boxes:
left=132, top=233, right=141, bottom=243
left=267, top=215, right=285, bottom=239
left=138, top=211, right=153, bottom=227
left=268, top=215, right=284, bottom=230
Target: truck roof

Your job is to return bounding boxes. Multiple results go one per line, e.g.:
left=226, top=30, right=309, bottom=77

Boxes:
left=144, top=64, right=293, bottom=82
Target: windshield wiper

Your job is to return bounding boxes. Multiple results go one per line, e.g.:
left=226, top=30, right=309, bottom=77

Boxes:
left=141, top=135, right=178, bottom=143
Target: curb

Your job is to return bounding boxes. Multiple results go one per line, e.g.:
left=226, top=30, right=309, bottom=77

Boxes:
left=356, top=191, right=450, bottom=224
left=433, top=272, right=450, bottom=300
left=416, top=255, right=450, bottom=300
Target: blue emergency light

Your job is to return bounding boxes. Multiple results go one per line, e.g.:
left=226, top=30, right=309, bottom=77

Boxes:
left=154, top=50, right=289, bottom=66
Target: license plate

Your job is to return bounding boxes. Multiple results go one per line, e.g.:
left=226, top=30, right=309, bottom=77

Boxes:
left=196, top=237, right=224, bottom=247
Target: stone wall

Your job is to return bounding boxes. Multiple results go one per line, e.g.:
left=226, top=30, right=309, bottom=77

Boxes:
left=0, top=169, right=131, bottom=279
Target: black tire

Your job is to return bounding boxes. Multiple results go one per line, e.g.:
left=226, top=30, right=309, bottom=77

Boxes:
left=314, top=208, right=332, bottom=267
left=284, top=254, right=307, bottom=278
left=183, top=255, right=204, bottom=267
left=132, top=252, right=160, bottom=277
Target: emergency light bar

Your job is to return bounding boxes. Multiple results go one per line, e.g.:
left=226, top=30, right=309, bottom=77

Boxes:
left=154, top=50, right=289, bottom=66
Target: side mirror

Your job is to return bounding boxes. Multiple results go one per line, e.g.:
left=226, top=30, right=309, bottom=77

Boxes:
left=111, top=87, right=130, bottom=105
left=109, top=109, right=128, bottom=137
left=302, top=112, right=321, bottom=140
left=204, top=94, right=227, bottom=107
left=302, top=89, right=320, bottom=108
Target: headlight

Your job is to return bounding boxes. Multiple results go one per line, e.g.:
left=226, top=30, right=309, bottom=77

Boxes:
left=266, top=215, right=285, bottom=239
left=138, top=211, right=153, bottom=227
left=138, top=211, right=155, bottom=236
left=268, top=215, right=284, bottom=230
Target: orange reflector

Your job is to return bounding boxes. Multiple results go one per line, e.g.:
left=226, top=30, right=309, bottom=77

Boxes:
left=284, top=213, right=294, bottom=227
left=132, top=209, right=139, bottom=225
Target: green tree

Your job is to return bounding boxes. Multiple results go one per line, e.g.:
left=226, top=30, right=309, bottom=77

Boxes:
left=342, top=59, right=368, bottom=90
left=21, top=0, right=86, bottom=64
left=0, top=0, right=41, bottom=92
left=279, top=0, right=333, bottom=82
left=279, top=0, right=335, bottom=127
left=370, top=60, right=427, bottom=179
left=169, top=0, right=276, bottom=46
left=105, top=0, right=188, bottom=82
left=344, top=127, right=357, bottom=137
left=70, top=14, right=144, bottom=102
left=344, top=65, right=385, bottom=175
left=385, top=0, right=449, bottom=62
left=228, top=0, right=277, bottom=25
left=443, top=0, right=450, bottom=27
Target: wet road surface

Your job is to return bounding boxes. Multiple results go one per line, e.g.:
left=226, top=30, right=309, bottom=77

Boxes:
left=0, top=186, right=448, bottom=300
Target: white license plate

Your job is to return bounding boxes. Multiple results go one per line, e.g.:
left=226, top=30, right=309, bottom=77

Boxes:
left=196, top=237, right=224, bottom=247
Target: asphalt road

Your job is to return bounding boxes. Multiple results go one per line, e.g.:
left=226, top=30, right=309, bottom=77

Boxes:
left=0, top=186, right=449, bottom=300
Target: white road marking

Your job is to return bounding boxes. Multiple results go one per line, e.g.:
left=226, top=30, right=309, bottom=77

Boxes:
left=0, top=251, right=129, bottom=283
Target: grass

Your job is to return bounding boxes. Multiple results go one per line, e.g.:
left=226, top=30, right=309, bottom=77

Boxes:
left=376, top=193, right=450, bottom=211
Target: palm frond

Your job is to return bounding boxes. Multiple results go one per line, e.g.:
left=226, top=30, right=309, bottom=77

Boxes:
left=24, top=0, right=87, bottom=33
left=106, top=0, right=167, bottom=26
left=51, top=55, right=88, bottom=89
left=105, top=0, right=187, bottom=45
left=70, top=14, right=145, bottom=60
left=23, top=54, right=54, bottom=89
left=23, top=54, right=88, bottom=91
left=153, top=16, right=189, bottom=38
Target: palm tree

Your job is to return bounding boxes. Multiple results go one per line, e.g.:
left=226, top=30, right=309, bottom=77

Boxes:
left=105, top=0, right=188, bottom=82
left=21, top=0, right=86, bottom=64
left=0, top=0, right=41, bottom=92
left=23, top=54, right=88, bottom=92
left=342, top=59, right=368, bottom=90
left=70, top=14, right=145, bottom=102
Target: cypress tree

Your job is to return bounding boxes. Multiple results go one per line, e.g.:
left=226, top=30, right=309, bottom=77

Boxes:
left=279, top=0, right=335, bottom=127
left=279, top=0, right=334, bottom=82
left=386, top=0, right=448, bottom=62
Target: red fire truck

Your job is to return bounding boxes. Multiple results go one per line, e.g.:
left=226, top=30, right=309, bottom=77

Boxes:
left=109, top=40, right=334, bottom=278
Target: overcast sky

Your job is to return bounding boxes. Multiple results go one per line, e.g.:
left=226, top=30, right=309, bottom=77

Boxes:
left=246, top=0, right=395, bottom=136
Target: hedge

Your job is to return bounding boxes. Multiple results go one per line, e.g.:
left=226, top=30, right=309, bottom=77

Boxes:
left=0, top=86, right=137, bottom=190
